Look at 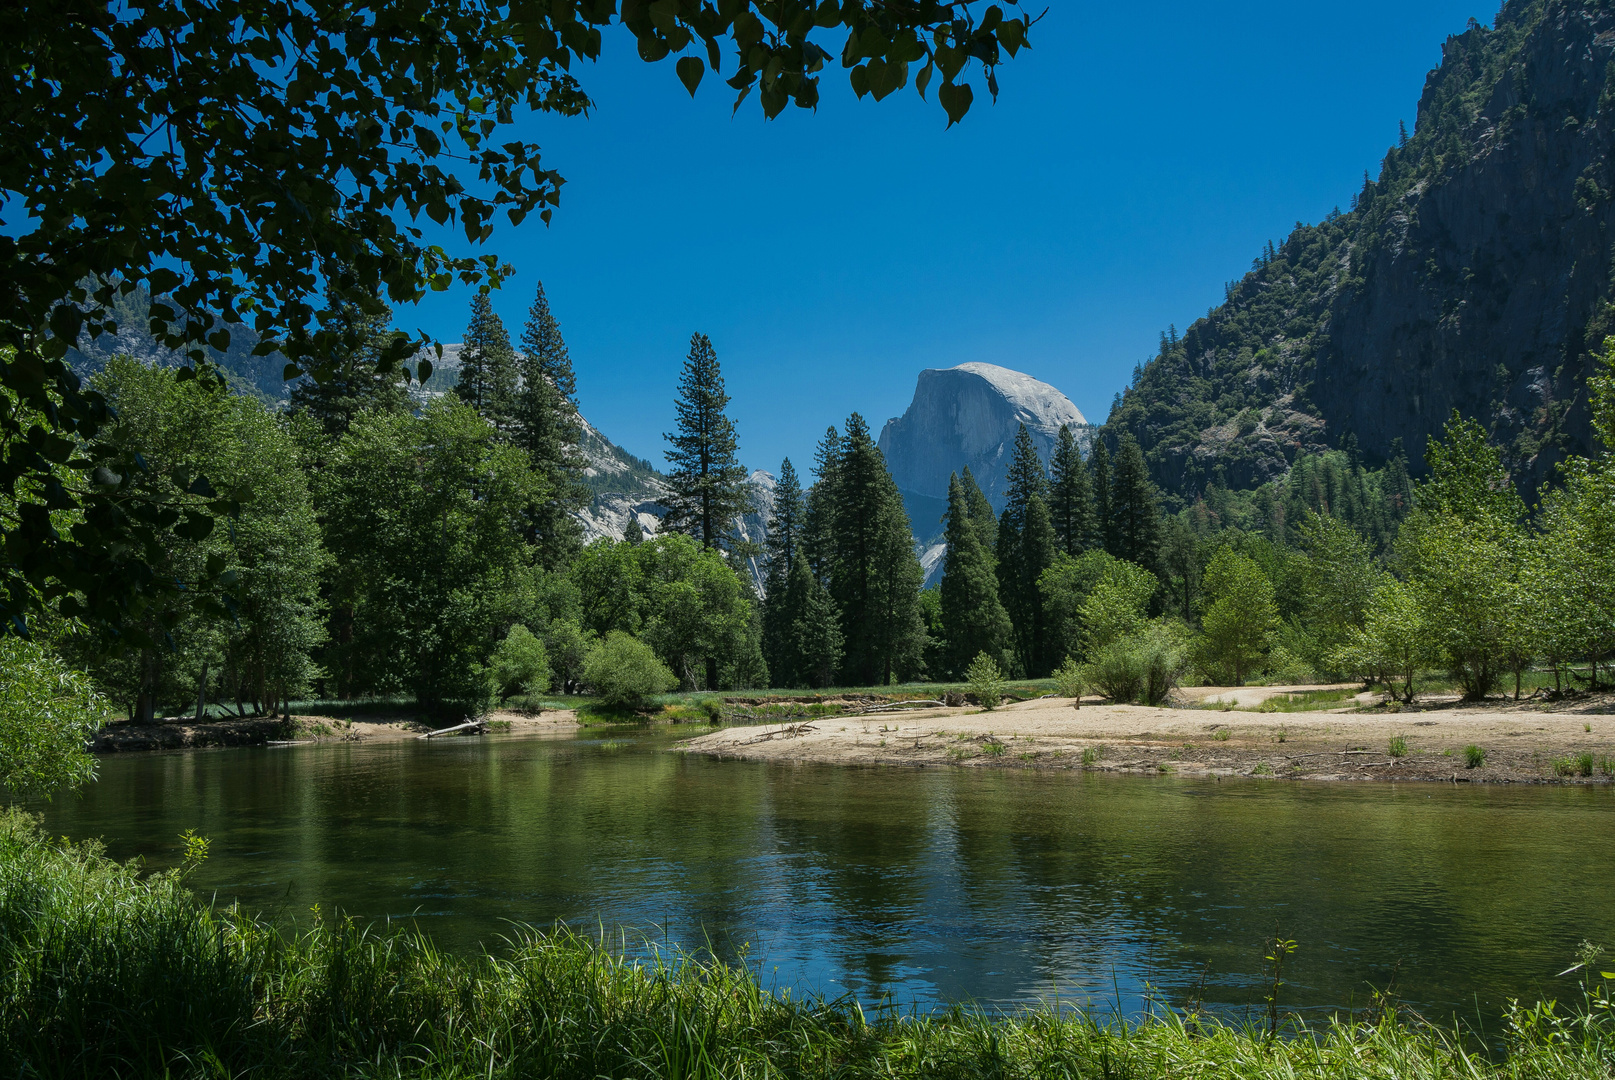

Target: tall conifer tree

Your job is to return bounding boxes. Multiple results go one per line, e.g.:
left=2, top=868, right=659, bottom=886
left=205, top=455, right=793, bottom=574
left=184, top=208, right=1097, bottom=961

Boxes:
left=940, top=473, right=1014, bottom=676
left=455, top=293, right=517, bottom=430
left=782, top=552, right=843, bottom=688
left=289, top=281, right=410, bottom=439
left=761, top=458, right=806, bottom=682
left=662, top=332, right=752, bottom=690
left=661, top=332, right=751, bottom=553
left=994, top=427, right=1057, bottom=676
left=1090, top=438, right=1113, bottom=554
left=959, top=466, right=998, bottom=555
left=1110, top=434, right=1163, bottom=570
left=800, top=427, right=842, bottom=583
left=1048, top=425, right=1097, bottom=554
left=515, top=282, right=585, bottom=568
left=829, top=414, right=925, bottom=685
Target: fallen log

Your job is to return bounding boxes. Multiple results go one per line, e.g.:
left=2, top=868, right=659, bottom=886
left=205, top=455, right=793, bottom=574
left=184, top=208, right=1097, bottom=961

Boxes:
left=417, top=720, right=486, bottom=740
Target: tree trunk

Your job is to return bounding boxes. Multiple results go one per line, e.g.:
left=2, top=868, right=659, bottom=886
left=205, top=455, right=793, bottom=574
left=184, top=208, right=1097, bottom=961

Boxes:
left=194, top=660, right=210, bottom=722
left=134, top=690, right=155, bottom=724
left=705, top=656, right=718, bottom=692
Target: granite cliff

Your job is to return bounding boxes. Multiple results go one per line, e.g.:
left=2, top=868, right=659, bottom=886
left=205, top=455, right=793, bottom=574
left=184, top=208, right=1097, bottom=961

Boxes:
left=878, top=362, right=1092, bottom=544
left=1110, top=0, right=1615, bottom=502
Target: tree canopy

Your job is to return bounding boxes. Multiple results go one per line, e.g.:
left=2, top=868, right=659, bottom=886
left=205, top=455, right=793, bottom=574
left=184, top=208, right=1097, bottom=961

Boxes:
left=1, top=0, right=1032, bottom=639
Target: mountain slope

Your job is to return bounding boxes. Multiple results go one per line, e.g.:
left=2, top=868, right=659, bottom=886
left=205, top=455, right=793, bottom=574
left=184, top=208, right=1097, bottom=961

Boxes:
left=1112, top=0, right=1615, bottom=503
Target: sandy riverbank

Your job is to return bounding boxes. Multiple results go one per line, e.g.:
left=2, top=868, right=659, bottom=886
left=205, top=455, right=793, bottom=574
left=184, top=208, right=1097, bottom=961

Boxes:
left=92, top=710, right=580, bottom=753
left=680, top=686, right=1615, bottom=784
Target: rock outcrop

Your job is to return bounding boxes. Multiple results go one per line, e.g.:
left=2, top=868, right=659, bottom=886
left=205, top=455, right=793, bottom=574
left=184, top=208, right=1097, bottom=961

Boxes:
left=1111, top=1, right=1615, bottom=499
left=878, top=362, right=1091, bottom=527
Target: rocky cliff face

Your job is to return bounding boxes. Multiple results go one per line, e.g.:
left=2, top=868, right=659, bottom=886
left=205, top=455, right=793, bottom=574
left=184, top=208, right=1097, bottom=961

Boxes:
left=878, top=363, right=1091, bottom=525
left=1111, top=0, right=1615, bottom=500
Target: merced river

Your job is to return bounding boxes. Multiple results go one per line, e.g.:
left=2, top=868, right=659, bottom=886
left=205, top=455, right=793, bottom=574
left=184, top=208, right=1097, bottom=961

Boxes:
left=31, top=729, right=1615, bottom=1023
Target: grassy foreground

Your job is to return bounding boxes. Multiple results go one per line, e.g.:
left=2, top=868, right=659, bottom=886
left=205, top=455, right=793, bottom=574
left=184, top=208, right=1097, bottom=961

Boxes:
left=1, top=810, right=1611, bottom=1079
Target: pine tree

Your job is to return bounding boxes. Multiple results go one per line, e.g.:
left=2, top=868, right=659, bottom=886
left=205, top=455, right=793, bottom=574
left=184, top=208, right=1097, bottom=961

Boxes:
left=940, top=473, right=1014, bottom=677
left=761, top=458, right=806, bottom=682
left=661, top=332, right=752, bottom=552
left=661, top=332, right=753, bottom=690
left=800, top=427, right=842, bottom=583
left=785, top=552, right=844, bottom=688
left=829, top=414, right=926, bottom=685
left=1090, top=438, right=1113, bottom=554
left=1110, top=434, right=1162, bottom=570
left=994, top=426, right=1058, bottom=676
left=289, top=280, right=411, bottom=439
left=514, top=282, right=586, bottom=568
left=1048, top=425, right=1097, bottom=554
left=455, top=293, right=517, bottom=429
left=763, top=458, right=805, bottom=580
left=958, top=466, right=998, bottom=555
left=622, top=515, right=645, bottom=544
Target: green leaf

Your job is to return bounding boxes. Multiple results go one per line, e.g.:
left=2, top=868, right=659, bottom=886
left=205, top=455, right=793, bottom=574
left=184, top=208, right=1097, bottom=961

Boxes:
left=676, top=55, right=704, bottom=96
left=915, top=61, right=933, bottom=100
left=417, top=358, right=434, bottom=385
left=849, top=63, right=869, bottom=99
left=938, top=80, right=972, bottom=126
left=283, top=363, right=303, bottom=380
left=172, top=512, right=215, bottom=543
left=999, top=18, right=1025, bottom=56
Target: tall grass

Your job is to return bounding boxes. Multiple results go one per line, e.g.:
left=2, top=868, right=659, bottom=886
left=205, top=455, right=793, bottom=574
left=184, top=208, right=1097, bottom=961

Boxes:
left=2, top=807, right=1611, bottom=1079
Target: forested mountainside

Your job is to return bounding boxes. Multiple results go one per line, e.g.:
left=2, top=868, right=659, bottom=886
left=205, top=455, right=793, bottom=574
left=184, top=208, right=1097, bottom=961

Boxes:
left=1109, top=0, right=1615, bottom=506
left=68, top=286, right=288, bottom=400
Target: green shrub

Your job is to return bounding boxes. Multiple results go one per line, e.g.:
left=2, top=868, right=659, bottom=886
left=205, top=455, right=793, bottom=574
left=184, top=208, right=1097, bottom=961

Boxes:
left=1387, top=736, right=1408, bottom=759
left=1576, top=751, right=1596, bottom=777
left=966, top=652, right=1006, bottom=710
left=1464, top=744, right=1488, bottom=769
left=489, top=625, right=551, bottom=701
left=1084, top=622, right=1187, bottom=705
left=1051, top=656, right=1085, bottom=700
left=0, top=637, right=111, bottom=796
left=582, top=632, right=676, bottom=709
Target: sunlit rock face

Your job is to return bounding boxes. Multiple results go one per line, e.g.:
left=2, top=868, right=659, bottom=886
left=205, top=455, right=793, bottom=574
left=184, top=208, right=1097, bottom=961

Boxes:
left=878, top=362, right=1089, bottom=515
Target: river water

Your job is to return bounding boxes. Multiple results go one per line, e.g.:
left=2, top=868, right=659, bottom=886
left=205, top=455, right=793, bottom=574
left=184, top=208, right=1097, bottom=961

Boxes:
left=31, top=729, right=1615, bottom=1021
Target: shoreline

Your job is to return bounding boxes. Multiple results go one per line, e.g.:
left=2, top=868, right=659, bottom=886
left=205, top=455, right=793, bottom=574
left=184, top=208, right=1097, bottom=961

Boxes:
left=91, top=709, right=580, bottom=753
left=679, top=687, right=1615, bottom=785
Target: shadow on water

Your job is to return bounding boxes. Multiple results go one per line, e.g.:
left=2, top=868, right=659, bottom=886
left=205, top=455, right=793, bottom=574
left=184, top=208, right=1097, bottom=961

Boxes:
left=30, top=730, right=1615, bottom=1022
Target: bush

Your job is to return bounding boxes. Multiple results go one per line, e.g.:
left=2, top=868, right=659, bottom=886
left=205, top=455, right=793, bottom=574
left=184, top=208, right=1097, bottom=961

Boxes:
left=1051, top=657, right=1085, bottom=701
left=1464, top=744, right=1488, bottom=769
left=582, top=632, right=676, bottom=709
left=489, top=625, right=551, bottom=701
left=1084, top=622, right=1187, bottom=705
left=966, top=652, right=1006, bottom=710
left=0, top=638, right=111, bottom=796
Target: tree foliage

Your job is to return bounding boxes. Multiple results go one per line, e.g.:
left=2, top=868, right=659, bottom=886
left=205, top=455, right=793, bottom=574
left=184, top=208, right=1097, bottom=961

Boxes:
left=2, top=0, right=1029, bottom=638
left=662, top=334, right=751, bottom=555
left=940, top=473, right=1013, bottom=678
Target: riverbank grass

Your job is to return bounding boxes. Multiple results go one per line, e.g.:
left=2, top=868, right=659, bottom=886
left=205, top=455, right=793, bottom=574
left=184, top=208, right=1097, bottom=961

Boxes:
left=3, top=808, right=1612, bottom=1078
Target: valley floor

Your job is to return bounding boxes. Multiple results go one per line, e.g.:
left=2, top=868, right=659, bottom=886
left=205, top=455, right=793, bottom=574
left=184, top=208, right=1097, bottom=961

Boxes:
left=680, top=687, right=1615, bottom=784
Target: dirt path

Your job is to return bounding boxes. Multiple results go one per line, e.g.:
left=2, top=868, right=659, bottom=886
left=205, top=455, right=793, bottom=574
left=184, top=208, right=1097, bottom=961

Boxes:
left=680, top=687, right=1615, bottom=784
left=92, top=710, right=579, bottom=753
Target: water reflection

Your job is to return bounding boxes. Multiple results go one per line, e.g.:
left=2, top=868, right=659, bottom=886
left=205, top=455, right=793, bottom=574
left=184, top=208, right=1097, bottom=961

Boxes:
left=32, top=732, right=1614, bottom=1019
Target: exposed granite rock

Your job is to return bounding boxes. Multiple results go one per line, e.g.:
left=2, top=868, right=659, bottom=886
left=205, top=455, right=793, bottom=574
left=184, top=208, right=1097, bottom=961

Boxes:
left=1111, top=1, right=1615, bottom=499
left=878, top=362, right=1093, bottom=517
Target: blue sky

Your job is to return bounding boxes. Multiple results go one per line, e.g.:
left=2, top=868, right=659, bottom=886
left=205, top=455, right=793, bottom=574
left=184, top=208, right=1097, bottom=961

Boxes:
left=409, top=1, right=1491, bottom=475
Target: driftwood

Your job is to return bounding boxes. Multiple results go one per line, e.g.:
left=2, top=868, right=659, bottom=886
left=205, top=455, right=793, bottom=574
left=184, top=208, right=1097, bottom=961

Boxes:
left=749, top=722, right=819, bottom=743
left=417, top=720, right=486, bottom=740
left=845, top=699, right=947, bottom=716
